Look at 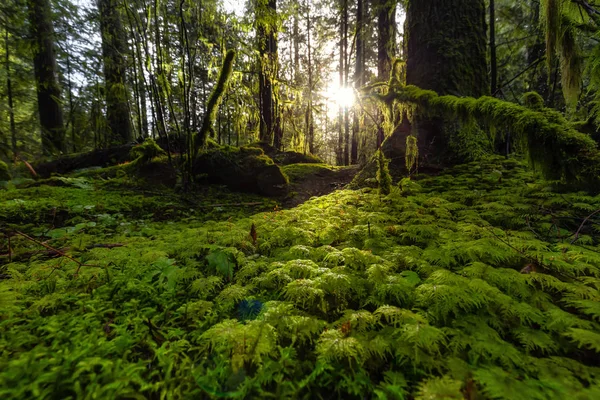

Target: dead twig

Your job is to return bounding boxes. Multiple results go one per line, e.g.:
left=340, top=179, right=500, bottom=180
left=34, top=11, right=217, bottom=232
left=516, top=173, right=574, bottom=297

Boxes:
left=12, top=231, right=98, bottom=276
left=570, top=208, right=600, bottom=245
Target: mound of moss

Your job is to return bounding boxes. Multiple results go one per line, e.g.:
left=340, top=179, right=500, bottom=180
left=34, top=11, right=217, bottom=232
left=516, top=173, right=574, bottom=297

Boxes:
left=282, top=163, right=335, bottom=182
left=194, top=145, right=288, bottom=196
left=246, top=142, right=324, bottom=165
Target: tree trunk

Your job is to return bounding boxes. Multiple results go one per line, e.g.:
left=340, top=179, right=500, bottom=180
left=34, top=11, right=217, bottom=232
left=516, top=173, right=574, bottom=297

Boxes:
left=490, top=0, right=497, bottom=94
left=98, top=0, right=132, bottom=145
left=257, top=0, right=280, bottom=147
left=351, top=0, right=364, bottom=164
left=342, top=0, right=350, bottom=166
left=4, top=27, right=17, bottom=157
left=337, top=0, right=345, bottom=166
left=405, top=0, right=488, bottom=164
left=27, top=0, right=66, bottom=155
left=376, top=0, right=396, bottom=148
left=306, top=0, right=315, bottom=154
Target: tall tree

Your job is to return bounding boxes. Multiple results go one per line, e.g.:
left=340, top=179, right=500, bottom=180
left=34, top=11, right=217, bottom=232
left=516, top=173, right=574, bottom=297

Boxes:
left=376, top=0, right=396, bottom=147
left=98, top=0, right=132, bottom=144
left=4, top=26, right=16, bottom=156
left=342, top=0, right=350, bottom=165
left=305, top=0, right=315, bottom=154
left=257, top=0, right=281, bottom=147
left=405, top=0, right=488, bottom=163
left=351, top=0, right=365, bottom=164
left=27, top=0, right=66, bottom=154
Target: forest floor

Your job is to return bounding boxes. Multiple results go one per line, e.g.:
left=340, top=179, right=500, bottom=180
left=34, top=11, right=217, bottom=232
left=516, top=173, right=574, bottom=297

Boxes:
left=1, top=156, right=600, bottom=399
left=282, top=164, right=360, bottom=208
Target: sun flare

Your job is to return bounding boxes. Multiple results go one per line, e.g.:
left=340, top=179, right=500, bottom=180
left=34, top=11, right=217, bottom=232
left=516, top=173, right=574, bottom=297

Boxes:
left=323, top=83, right=355, bottom=119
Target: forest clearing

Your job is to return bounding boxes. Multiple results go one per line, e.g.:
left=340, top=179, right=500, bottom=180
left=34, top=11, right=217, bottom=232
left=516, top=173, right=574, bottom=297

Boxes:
left=1, top=0, right=600, bottom=399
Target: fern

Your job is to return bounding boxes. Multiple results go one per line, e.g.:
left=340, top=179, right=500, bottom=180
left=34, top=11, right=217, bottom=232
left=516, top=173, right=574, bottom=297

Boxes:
left=564, top=328, right=600, bottom=353
left=316, top=329, right=366, bottom=366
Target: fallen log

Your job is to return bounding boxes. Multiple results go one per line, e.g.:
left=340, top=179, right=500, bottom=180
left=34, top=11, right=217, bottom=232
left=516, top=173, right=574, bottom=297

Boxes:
left=33, top=144, right=136, bottom=178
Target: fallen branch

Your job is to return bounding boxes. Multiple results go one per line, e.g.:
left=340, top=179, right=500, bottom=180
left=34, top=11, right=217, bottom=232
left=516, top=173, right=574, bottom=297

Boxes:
left=11, top=231, right=99, bottom=276
left=570, top=209, right=600, bottom=244
left=0, top=243, right=124, bottom=263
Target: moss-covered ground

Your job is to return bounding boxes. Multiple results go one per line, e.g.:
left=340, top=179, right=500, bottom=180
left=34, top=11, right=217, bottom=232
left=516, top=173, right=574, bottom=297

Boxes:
left=1, top=156, right=600, bottom=399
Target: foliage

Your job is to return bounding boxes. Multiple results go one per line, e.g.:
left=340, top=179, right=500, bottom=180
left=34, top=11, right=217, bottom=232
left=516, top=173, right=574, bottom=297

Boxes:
left=2, top=156, right=600, bottom=398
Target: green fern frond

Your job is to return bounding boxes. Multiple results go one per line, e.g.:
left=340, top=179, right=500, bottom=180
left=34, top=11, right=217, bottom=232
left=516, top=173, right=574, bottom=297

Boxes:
left=564, top=328, right=600, bottom=353
left=374, top=305, right=426, bottom=327
left=283, top=279, right=326, bottom=312
left=316, top=329, right=366, bottom=366
left=415, top=376, right=463, bottom=400
left=512, top=327, right=558, bottom=354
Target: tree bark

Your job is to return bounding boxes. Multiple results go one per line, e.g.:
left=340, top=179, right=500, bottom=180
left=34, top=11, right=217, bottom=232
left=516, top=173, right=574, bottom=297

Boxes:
left=27, top=0, right=66, bottom=155
left=405, top=0, right=488, bottom=164
left=257, top=0, right=280, bottom=147
left=351, top=0, right=365, bottom=164
left=342, top=0, right=350, bottom=166
left=337, top=0, right=345, bottom=165
left=376, top=0, right=396, bottom=147
left=4, top=27, right=17, bottom=157
left=490, top=0, right=497, bottom=94
left=98, top=0, right=132, bottom=145
left=306, top=0, right=315, bottom=154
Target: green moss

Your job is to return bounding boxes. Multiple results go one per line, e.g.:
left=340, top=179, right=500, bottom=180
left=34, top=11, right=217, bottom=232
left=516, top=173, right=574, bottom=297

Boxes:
left=523, top=92, right=545, bottom=111
left=130, top=139, right=166, bottom=165
left=194, top=145, right=289, bottom=196
left=0, top=160, right=10, bottom=181
left=193, top=50, right=236, bottom=155
left=377, top=150, right=392, bottom=195
left=384, top=84, right=600, bottom=185
left=282, top=163, right=335, bottom=182
left=2, top=156, right=600, bottom=398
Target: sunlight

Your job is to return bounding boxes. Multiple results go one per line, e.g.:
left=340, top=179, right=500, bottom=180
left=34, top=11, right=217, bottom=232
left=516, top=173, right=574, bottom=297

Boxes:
left=323, top=82, right=355, bottom=119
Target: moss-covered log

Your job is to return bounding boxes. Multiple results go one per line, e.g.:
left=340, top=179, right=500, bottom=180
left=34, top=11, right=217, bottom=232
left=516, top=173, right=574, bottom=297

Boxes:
left=246, top=142, right=324, bottom=165
left=32, top=144, right=136, bottom=178
left=193, top=146, right=288, bottom=196
left=391, top=85, right=600, bottom=184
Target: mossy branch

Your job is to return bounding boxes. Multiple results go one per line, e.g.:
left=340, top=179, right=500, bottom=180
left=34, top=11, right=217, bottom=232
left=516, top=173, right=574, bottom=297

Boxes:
left=384, top=85, right=600, bottom=184
left=193, top=50, right=236, bottom=157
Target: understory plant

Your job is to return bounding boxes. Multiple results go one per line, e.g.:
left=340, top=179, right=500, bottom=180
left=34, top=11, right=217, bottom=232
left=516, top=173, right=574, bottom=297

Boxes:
left=1, top=156, right=600, bottom=399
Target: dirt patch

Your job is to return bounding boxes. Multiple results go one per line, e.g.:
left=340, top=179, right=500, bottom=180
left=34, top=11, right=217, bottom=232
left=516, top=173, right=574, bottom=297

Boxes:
left=281, top=165, right=360, bottom=208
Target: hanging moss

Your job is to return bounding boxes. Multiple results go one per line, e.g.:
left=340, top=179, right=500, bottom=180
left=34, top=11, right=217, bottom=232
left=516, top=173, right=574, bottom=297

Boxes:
left=540, top=0, right=583, bottom=110
left=377, top=150, right=392, bottom=195
left=193, top=50, right=236, bottom=156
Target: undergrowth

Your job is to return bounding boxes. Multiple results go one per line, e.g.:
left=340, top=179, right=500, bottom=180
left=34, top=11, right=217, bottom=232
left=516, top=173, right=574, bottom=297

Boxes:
left=1, top=156, right=600, bottom=399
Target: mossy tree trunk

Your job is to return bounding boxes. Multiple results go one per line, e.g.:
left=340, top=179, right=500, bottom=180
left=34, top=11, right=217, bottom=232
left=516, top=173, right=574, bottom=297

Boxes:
left=257, top=0, right=281, bottom=148
left=98, top=0, right=132, bottom=145
left=376, top=0, right=396, bottom=148
left=405, top=0, right=488, bottom=164
left=27, top=0, right=66, bottom=155
left=351, top=0, right=365, bottom=164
